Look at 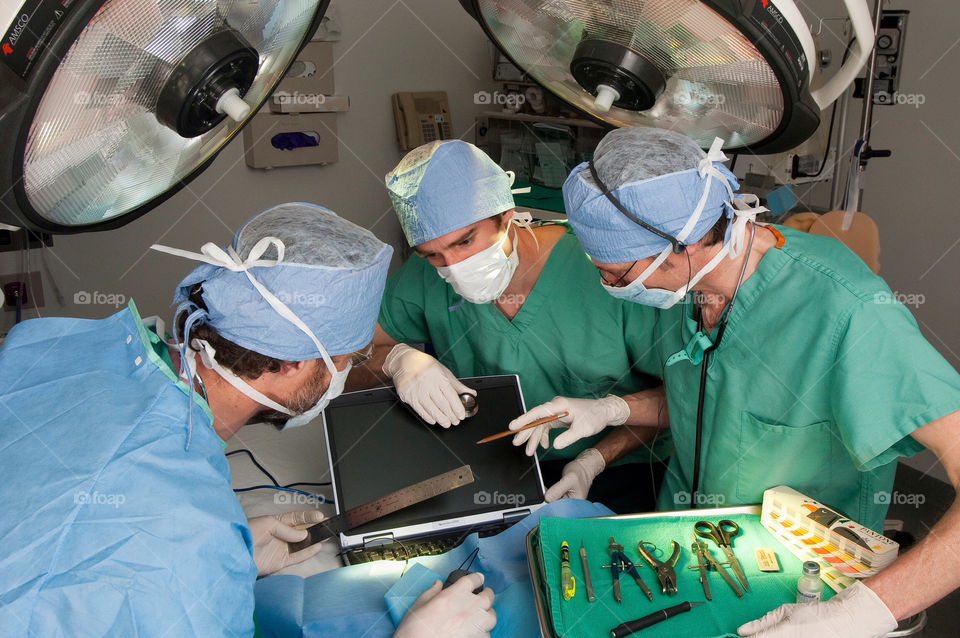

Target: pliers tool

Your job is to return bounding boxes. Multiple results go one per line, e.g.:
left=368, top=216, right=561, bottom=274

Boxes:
left=604, top=537, right=653, bottom=602
left=636, top=540, right=682, bottom=595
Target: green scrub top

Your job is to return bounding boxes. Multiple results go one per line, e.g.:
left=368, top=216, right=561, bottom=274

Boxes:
left=378, top=225, right=670, bottom=463
left=640, top=226, right=959, bottom=531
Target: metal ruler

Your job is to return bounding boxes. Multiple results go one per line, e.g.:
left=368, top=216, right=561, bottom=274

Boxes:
left=288, top=465, right=475, bottom=552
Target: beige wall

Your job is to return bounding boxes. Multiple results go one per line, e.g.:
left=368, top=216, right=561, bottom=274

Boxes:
left=0, top=0, right=497, bottom=330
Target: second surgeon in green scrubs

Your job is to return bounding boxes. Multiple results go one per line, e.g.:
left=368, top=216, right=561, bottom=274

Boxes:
left=513, top=126, right=960, bottom=638
left=347, top=139, right=669, bottom=509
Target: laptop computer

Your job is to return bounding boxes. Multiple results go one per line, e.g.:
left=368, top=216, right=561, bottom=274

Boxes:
left=322, top=374, right=546, bottom=564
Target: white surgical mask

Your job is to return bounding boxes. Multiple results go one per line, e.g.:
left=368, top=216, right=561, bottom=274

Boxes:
left=436, top=228, right=518, bottom=304
left=283, top=360, right=351, bottom=429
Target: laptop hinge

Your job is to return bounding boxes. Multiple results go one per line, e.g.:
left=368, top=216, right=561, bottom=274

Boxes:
left=502, top=509, right=531, bottom=524
left=361, top=532, right=396, bottom=547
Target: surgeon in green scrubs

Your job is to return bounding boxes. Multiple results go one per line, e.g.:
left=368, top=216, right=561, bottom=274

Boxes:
left=511, top=126, right=960, bottom=638
left=346, top=139, right=669, bottom=510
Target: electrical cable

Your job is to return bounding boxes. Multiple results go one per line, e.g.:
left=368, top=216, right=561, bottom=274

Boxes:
left=226, top=448, right=279, bottom=486
left=804, top=38, right=857, bottom=180
left=227, top=449, right=332, bottom=504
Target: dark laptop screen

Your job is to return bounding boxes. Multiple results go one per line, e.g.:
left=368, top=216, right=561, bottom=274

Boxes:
left=324, top=375, right=544, bottom=536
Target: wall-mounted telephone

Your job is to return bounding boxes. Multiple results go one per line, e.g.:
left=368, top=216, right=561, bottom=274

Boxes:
left=392, top=91, right=453, bottom=151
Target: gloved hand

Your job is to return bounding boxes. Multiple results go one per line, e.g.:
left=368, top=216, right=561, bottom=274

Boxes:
left=509, top=395, right=630, bottom=456
left=382, top=343, right=476, bottom=427
left=545, top=448, right=606, bottom=501
left=737, top=581, right=897, bottom=638
left=248, top=510, right=327, bottom=577
left=393, top=573, right=496, bottom=638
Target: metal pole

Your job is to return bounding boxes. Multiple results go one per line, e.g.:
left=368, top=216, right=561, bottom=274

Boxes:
left=830, top=87, right=850, bottom=210
left=853, top=0, right=883, bottom=210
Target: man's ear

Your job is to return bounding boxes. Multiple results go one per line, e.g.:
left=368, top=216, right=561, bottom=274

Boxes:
left=278, top=359, right=312, bottom=378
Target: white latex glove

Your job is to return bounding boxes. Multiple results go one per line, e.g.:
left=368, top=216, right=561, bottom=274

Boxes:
left=393, top=573, right=496, bottom=638
left=509, top=395, right=629, bottom=456
left=737, top=581, right=897, bottom=638
left=382, top=343, right=476, bottom=427
left=248, top=510, right=326, bottom=577
left=544, top=448, right=606, bottom=502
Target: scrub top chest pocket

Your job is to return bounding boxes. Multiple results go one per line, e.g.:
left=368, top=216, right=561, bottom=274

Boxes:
left=735, top=412, right=837, bottom=503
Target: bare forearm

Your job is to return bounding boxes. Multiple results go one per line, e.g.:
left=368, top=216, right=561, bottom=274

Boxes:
left=594, top=387, right=668, bottom=465
left=866, top=492, right=960, bottom=619
left=344, top=344, right=393, bottom=391
left=594, top=424, right=664, bottom=465
left=866, top=410, right=960, bottom=618
left=621, top=386, right=668, bottom=427
left=344, top=324, right=398, bottom=392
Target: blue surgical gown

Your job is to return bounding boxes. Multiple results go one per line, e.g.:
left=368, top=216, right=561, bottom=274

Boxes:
left=0, top=302, right=256, bottom=636
left=635, top=226, right=960, bottom=532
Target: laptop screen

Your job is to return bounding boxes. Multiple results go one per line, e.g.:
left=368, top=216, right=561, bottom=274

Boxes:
left=324, top=375, right=545, bottom=538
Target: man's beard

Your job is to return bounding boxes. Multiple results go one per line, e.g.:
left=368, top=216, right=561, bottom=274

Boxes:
left=257, top=363, right=329, bottom=427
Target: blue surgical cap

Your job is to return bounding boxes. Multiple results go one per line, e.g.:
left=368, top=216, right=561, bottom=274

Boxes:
left=386, top=140, right=515, bottom=246
left=564, top=127, right=739, bottom=263
left=172, top=203, right=392, bottom=361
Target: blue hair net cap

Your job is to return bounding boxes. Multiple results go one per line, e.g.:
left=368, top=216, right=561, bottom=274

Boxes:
left=174, top=203, right=392, bottom=361
left=563, top=127, right=739, bottom=263
left=386, top=140, right=515, bottom=246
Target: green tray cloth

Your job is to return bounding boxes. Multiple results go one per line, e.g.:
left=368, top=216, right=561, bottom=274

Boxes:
left=537, top=513, right=833, bottom=638
left=513, top=180, right=566, bottom=214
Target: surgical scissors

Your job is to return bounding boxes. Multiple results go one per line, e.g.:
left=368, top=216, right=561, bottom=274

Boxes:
left=694, top=520, right=749, bottom=592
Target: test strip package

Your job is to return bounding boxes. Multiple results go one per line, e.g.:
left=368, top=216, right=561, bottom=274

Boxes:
left=760, top=486, right=899, bottom=593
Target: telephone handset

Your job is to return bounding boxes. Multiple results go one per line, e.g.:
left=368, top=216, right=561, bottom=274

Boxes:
left=392, top=91, right=453, bottom=151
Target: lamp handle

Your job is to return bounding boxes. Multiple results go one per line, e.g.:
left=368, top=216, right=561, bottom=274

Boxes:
left=810, top=0, right=876, bottom=109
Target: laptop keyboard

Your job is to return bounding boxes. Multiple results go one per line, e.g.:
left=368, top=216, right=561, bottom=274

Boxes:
left=341, top=521, right=515, bottom=565
left=343, top=535, right=464, bottom=565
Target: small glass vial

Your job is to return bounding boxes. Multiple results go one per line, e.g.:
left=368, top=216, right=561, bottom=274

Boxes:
left=796, top=561, right=823, bottom=604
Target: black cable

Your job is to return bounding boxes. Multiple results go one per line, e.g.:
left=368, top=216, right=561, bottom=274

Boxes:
left=805, top=38, right=857, bottom=180
left=226, top=448, right=280, bottom=486
left=689, top=223, right=755, bottom=506
left=806, top=102, right=838, bottom=179
left=690, top=322, right=710, bottom=508
left=729, top=153, right=738, bottom=172
left=284, top=481, right=332, bottom=488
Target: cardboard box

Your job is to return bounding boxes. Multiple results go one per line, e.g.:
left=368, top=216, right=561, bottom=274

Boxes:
left=274, top=42, right=335, bottom=96
left=269, top=93, right=349, bottom=114
left=243, top=112, right=338, bottom=169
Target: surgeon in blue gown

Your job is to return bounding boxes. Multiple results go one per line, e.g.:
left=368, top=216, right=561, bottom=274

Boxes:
left=0, top=203, right=496, bottom=637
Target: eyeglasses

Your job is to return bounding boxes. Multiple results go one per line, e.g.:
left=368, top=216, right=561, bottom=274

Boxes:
left=349, top=342, right=375, bottom=368
left=600, top=260, right=639, bottom=288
